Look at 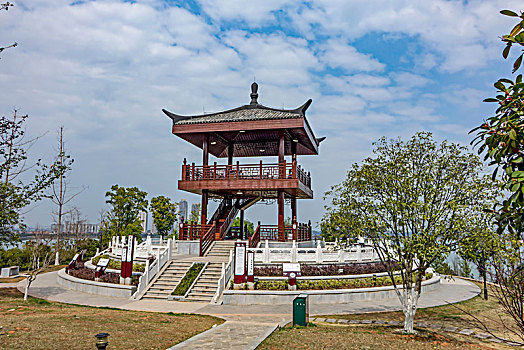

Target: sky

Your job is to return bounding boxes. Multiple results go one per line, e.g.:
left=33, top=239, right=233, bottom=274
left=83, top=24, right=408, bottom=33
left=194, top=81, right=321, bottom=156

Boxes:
left=1, top=0, right=522, bottom=230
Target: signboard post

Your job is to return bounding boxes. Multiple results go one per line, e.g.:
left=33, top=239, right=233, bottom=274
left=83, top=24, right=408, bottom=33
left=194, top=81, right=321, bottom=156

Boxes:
left=246, top=251, right=255, bottom=288
left=283, top=263, right=301, bottom=291
left=233, top=241, right=246, bottom=287
left=120, top=235, right=135, bottom=285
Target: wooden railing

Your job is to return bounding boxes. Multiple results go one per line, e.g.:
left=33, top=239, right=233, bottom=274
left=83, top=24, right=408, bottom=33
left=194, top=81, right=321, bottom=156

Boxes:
left=179, top=222, right=214, bottom=240
left=249, top=224, right=261, bottom=248
left=219, top=203, right=239, bottom=239
left=200, top=223, right=216, bottom=256
left=297, top=223, right=312, bottom=241
left=181, top=160, right=311, bottom=188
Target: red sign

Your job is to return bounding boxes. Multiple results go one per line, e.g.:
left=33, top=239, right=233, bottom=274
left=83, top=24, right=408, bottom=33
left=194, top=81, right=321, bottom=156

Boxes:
left=120, top=235, right=135, bottom=279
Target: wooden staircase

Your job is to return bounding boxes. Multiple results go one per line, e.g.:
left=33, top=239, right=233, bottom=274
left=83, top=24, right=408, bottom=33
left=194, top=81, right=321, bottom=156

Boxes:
left=141, top=261, right=193, bottom=300
left=184, top=262, right=223, bottom=302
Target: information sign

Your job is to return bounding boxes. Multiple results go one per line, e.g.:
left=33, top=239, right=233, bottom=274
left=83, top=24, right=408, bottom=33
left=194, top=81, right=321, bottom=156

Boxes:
left=247, top=251, right=254, bottom=282
left=234, top=242, right=246, bottom=284
left=282, top=263, right=301, bottom=277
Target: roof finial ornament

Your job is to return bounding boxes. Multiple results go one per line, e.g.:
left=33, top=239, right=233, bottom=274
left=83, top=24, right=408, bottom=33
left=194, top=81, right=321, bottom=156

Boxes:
left=250, top=82, right=258, bottom=105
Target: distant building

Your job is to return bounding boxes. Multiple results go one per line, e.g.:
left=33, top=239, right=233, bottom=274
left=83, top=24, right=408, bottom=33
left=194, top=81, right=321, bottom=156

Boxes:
left=138, top=211, right=148, bottom=233
left=151, top=221, right=157, bottom=235
left=179, top=199, right=188, bottom=222
left=50, top=222, right=100, bottom=234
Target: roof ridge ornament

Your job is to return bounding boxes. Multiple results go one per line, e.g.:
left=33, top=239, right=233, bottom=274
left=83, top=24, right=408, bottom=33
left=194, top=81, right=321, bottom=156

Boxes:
left=250, top=82, right=258, bottom=105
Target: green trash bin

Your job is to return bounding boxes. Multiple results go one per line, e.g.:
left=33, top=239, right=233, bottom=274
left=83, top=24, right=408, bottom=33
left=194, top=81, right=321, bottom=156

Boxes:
left=293, top=294, right=309, bottom=326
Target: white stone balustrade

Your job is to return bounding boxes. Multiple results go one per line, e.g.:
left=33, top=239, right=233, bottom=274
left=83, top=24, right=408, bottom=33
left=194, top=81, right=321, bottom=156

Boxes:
left=247, top=240, right=380, bottom=264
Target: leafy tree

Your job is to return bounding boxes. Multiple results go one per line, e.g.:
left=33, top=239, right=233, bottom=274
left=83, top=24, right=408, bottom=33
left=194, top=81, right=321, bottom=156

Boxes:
left=101, top=185, right=147, bottom=246
left=150, top=196, right=177, bottom=238
left=321, top=132, right=496, bottom=333
left=458, top=207, right=502, bottom=300
left=471, top=9, right=524, bottom=236
left=189, top=203, right=201, bottom=224
left=0, top=110, right=67, bottom=246
left=232, top=217, right=254, bottom=235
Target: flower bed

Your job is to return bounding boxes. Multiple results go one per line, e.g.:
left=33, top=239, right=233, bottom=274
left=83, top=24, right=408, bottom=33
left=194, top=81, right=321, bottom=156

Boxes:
left=253, top=273, right=433, bottom=290
left=67, top=267, right=139, bottom=286
left=254, top=262, right=397, bottom=277
left=91, top=255, right=146, bottom=272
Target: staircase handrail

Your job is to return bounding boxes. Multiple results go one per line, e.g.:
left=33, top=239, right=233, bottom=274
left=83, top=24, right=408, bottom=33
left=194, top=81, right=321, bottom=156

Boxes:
left=249, top=223, right=261, bottom=248
left=219, top=200, right=240, bottom=239
left=133, top=246, right=169, bottom=299
left=208, top=198, right=228, bottom=225
left=200, top=223, right=216, bottom=256
left=213, top=250, right=234, bottom=303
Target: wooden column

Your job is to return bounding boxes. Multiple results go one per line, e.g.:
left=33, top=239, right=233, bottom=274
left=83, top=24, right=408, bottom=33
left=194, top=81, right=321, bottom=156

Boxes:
left=291, top=197, right=296, bottom=223
left=278, top=131, right=285, bottom=164
left=201, top=134, right=209, bottom=225
left=201, top=191, right=208, bottom=226
left=278, top=190, right=285, bottom=241
left=240, top=209, right=245, bottom=240
left=278, top=131, right=286, bottom=241
left=228, top=142, right=233, bottom=165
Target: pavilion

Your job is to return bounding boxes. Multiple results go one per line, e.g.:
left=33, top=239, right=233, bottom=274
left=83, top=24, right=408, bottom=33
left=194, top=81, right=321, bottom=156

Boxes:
left=163, top=83, right=324, bottom=255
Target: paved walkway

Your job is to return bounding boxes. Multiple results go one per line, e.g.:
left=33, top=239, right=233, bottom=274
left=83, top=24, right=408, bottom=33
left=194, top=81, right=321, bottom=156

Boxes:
left=14, top=272, right=480, bottom=349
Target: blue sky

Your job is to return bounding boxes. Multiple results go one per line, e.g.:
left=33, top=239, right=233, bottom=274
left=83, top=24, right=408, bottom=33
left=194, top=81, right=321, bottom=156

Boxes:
left=1, top=0, right=522, bottom=229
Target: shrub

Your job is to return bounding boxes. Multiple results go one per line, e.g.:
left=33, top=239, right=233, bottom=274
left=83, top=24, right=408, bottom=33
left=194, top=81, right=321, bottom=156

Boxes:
left=172, top=263, right=204, bottom=296
left=91, top=254, right=145, bottom=272
left=254, top=261, right=396, bottom=277
left=67, top=267, right=139, bottom=286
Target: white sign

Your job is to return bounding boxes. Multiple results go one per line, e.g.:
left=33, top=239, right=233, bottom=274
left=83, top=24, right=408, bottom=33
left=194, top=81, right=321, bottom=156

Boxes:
left=247, top=252, right=254, bottom=276
left=126, top=235, right=134, bottom=262
left=97, top=258, right=110, bottom=268
left=283, top=263, right=301, bottom=277
left=234, top=244, right=246, bottom=276
left=121, top=247, right=128, bottom=263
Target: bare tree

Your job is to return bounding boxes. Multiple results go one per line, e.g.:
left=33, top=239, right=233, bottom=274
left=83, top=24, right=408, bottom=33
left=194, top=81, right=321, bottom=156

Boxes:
left=24, top=229, right=52, bottom=301
left=66, top=206, right=87, bottom=249
left=0, top=2, right=17, bottom=57
left=49, top=126, right=84, bottom=265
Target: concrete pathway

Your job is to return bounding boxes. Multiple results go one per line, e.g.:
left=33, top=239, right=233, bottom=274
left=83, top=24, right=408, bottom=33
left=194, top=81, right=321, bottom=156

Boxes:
left=15, top=272, right=480, bottom=349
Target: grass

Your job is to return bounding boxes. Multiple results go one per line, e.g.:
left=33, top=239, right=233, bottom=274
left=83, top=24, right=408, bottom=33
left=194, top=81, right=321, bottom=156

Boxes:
left=259, top=279, right=520, bottom=349
left=0, top=287, right=223, bottom=349
left=172, top=263, right=204, bottom=296
left=258, top=323, right=496, bottom=350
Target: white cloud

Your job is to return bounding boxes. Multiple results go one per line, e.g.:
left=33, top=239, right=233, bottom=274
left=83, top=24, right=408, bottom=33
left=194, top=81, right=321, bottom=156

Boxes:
left=319, top=40, right=385, bottom=72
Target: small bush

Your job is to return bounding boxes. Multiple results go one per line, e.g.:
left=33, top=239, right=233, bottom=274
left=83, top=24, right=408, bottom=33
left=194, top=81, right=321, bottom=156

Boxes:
left=91, top=255, right=145, bottom=272
left=67, top=267, right=139, bottom=286
left=254, top=261, right=397, bottom=277
left=172, top=263, right=205, bottom=296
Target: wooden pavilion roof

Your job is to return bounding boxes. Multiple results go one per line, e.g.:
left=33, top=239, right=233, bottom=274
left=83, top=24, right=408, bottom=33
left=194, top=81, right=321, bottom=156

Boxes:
left=163, top=83, right=325, bottom=158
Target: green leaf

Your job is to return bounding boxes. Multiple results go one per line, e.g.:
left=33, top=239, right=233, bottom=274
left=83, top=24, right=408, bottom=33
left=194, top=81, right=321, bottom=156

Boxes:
left=503, top=44, right=512, bottom=59
left=510, top=128, right=517, bottom=140
left=514, top=54, right=523, bottom=73
left=501, top=9, right=519, bottom=17
left=510, top=23, right=522, bottom=37
left=494, top=81, right=506, bottom=90
left=483, top=98, right=499, bottom=102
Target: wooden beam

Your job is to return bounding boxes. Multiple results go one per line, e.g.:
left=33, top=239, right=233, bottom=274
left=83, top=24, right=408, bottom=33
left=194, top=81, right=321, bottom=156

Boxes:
left=278, top=131, right=285, bottom=164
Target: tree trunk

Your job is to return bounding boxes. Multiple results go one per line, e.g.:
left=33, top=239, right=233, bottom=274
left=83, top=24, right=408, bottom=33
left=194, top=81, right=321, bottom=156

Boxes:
left=24, top=279, right=30, bottom=301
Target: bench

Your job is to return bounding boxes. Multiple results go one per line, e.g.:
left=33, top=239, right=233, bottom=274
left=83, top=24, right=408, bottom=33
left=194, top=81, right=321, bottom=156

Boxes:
left=66, top=249, right=87, bottom=272
left=1, top=266, right=20, bottom=278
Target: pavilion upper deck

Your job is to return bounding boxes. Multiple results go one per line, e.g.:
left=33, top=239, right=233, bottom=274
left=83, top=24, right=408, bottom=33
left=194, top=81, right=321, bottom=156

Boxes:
left=178, top=159, right=313, bottom=199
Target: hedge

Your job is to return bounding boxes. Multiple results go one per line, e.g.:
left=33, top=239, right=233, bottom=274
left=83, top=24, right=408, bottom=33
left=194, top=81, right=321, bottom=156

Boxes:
left=172, top=263, right=205, bottom=296
left=254, top=273, right=433, bottom=290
